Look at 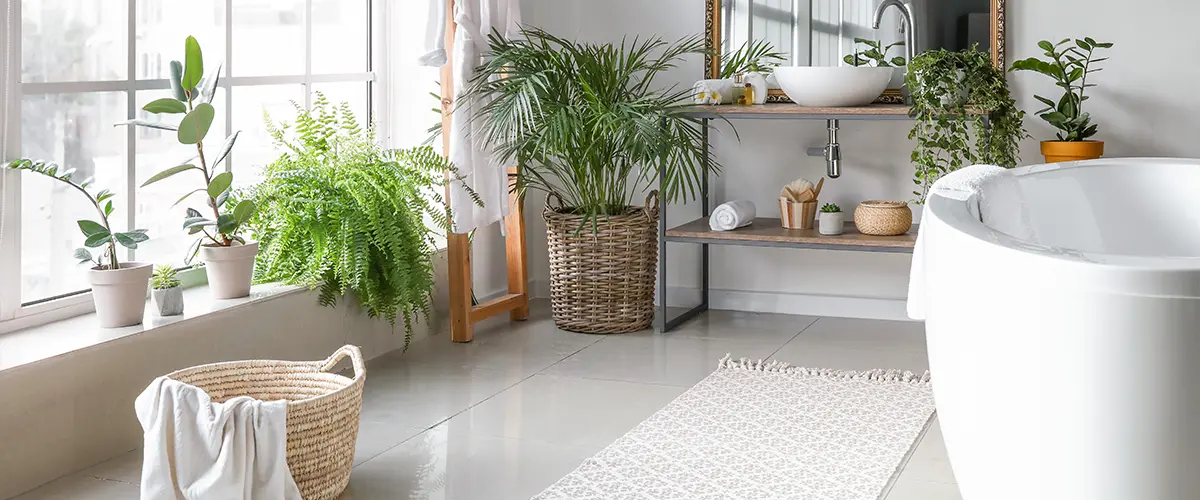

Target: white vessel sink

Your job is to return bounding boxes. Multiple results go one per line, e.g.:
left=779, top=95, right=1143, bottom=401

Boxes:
left=772, top=67, right=894, bottom=107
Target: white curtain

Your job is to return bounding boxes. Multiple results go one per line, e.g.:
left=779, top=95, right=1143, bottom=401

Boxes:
left=422, top=0, right=522, bottom=234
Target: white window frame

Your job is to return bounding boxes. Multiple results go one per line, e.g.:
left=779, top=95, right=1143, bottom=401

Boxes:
left=0, top=0, right=388, bottom=334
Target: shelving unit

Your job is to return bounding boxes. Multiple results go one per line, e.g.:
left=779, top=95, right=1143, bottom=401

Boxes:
left=657, top=103, right=926, bottom=332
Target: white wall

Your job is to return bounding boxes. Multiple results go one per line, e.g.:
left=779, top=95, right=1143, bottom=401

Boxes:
left=483, top=0, right=1200, bottom=320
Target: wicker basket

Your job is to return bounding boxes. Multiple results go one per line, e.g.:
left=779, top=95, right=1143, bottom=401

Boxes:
left=854, top=200, right=913, bottom=236
left=165, top=345, right=366, bottom=500
left=544, top=191, right=659, bottom=333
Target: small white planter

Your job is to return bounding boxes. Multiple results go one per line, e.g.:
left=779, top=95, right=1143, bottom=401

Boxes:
left=200, top=241, right=259, bottom=299
left=89, top=262, right=152, bottom=328
left=819, top=212, right=845, bottom=235
left=152, top=287, right=185, bottom=316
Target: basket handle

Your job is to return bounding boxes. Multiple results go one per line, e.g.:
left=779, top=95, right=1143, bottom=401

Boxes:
left=545, top=192, right=565, bottom=214
left=644, top=190, right=660, bottom=219
left=319, top=345, right=365, bottom=378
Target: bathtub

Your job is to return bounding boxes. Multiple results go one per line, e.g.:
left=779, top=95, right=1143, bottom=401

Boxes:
left=917, top=158, right=1200, bottom=500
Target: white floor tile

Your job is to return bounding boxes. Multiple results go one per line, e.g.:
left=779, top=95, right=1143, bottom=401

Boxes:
left=398, top=317, right=602, bottom=375
left=12, top=475, right=139, bottom=499
left=445, top=374, right=686, bottom=448
left=885, top=478, right=963, bottom=500
left=77, top=448, right=140, bottom=484
left=648, top=309, right=817, bottom=343
left=357, top=358, right=526, bottom=428
left=342, top=425, right=596, bottom=500
left=353, top=422, right=427, bottom=466
left=772, top=317, right=930, bottom=372
left=542, top=334, right=785, bottom=386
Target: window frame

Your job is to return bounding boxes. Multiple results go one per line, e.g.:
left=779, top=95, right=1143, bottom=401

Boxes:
left=0, top=0, right=385, bottom=333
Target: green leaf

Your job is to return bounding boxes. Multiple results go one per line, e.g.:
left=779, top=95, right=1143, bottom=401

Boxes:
left=141, top=164, right=199, bottom=187
left=169, top=60, right=187, bottom=101
left=210, top=131, right=241, bottom=170
left=77, top=219, right=108, bottom=236
left=186, top=207, right=203, bottom=218
left=232, top=199, right=256, bottom=224
left=113, top=232, right=147, bottom=249
left=198, top=62, right=223, bottom=104
left=216, top=213, right=238, bottom=234
left=1037, top=40, right=1054, bottom=52
left=207, top=171, right=232, bottom=198
left=184, top=238, right=203, bottom=265
left=182, top=36, right=205, bottom=91
left=183, top=216, right=215, bottom=229
left=172, top=188, right=206, bottom=207
left=142, top=98, right=187, bottom=114
left=84, top=232, right=112, bottom=248
left=104, top=200, right=114, bottom=216
left=95, top=189, right=115, bottom=204
left=115, top=118, right=179, bottom=132
left=209, top=189, right=230, bottom=209
left=73, top=248, right=93, bottom=262
left=177, top=103, right=215, bottom=144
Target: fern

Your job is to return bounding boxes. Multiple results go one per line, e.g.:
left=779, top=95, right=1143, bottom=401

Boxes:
left=247, top=93, right=478, bottom=348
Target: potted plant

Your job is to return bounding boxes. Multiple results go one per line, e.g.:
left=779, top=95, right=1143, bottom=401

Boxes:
left=907, top=47, right=1027, bottom=203
left=151, top=265, right=184, bottom=316
left=246, top=95, right=473, bottom=347
left=1010, top=37, right=1113, bottom=163
left=818, top=203, right=844, bottom=235
left=463, top=28, right=716, bottom=333
left=5, top=160, right=151, bottom=327
left=120, top=36, right=257, bottom=299
left=843, top=38, right=906, bottom=67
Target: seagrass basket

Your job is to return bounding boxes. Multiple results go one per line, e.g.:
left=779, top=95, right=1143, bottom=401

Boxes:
left=854, top=200, right=913, bottom=236
left=165, top=345, right=366, bottom=500
left=543, top=191, right=659, bottom=333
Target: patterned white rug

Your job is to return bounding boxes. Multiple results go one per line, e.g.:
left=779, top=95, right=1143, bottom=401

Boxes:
left=533, top=356, right=936, bottom=500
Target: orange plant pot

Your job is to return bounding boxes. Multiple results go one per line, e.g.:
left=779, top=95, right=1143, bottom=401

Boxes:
left=1041, top=140, right=1104, bottom=163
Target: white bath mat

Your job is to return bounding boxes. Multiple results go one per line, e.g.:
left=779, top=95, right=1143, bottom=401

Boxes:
left=532, top=356, right=936, bottom=500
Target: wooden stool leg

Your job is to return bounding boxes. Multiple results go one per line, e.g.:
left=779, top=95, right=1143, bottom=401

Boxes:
left=505, top=165, right=529, bottom=321
left=447, top=232, right=474, bottom=342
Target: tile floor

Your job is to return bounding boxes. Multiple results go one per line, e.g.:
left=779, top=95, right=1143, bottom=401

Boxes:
left=15, top=300, right=961, bottom=500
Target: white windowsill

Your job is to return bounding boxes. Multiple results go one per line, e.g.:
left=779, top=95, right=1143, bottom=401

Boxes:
left=0, top=283, right=305, bottom=373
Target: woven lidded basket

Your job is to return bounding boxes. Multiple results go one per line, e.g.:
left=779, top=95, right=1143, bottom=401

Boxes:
left=166, top=345, right=366, bottom=500
left=854, top=200, right=913, bottom=236
left=544, top=191, right=659, bottom=334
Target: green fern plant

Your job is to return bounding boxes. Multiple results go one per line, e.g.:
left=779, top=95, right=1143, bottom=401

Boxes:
left=246, top=94, right=478, bottom=346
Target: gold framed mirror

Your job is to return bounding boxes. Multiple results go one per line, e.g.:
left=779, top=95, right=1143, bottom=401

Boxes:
left=705, top=0, right=1006, bottom=104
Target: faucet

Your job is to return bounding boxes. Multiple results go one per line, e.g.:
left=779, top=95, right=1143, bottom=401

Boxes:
left=872, top=0, right=917, bottom=67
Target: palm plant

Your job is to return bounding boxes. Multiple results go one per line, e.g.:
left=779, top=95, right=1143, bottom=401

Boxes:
left=721, top=39, right=786, bottom=77
left=463, top=27, right=717, bottom=223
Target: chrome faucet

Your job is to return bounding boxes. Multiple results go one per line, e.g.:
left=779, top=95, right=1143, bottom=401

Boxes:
left=871, top=0, right=917, bottom=66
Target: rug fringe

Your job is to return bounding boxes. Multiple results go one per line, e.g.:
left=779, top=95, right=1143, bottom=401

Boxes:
left=718, top=354, right=932, bottom=384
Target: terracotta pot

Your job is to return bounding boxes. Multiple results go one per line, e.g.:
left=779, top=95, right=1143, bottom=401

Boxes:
left=1041, top=140, right=1104, bottom=163
left=200, top=241, right=259, bottom=299
left=89, top=261, right=152, bottom=328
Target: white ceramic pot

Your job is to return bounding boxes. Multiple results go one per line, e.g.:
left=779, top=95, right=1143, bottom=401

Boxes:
left=89, top=262, right=152, bottom=328
left=200, top=241, right=259, bottom=299
left=745, top=71, right=769, bottom=105
left=152, top=287, right=185, bottom=316
left=819, top=212, right=845, bottom=235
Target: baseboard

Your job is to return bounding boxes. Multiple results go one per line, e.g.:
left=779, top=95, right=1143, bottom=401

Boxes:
left=526, top=280, right=911, bottom=321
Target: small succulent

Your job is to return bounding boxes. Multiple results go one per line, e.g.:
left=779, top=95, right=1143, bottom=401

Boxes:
left=820, top=203, right=842, bottom=213
left=151, top=265, right=181, bottom=290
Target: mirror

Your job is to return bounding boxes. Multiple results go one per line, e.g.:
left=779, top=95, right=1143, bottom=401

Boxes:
left=705, top=0, right=1005, bottom=103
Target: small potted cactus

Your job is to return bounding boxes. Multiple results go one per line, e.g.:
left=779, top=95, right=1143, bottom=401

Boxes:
left=819, top=203, right=844, bottom=235
left=151, top=265, right=185, bottom=316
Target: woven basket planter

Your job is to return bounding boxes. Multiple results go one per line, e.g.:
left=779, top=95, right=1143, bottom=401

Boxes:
left=165, top=345, right=366, bottom=500
left=854, top=200, right=913, bottom=236
left=544, top=192, right=660, bottom=334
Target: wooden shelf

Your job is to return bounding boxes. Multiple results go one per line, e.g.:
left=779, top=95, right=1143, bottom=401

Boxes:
left=683, top=104, right=913, bottom=120
left=665, top=217, right=917, bottom=254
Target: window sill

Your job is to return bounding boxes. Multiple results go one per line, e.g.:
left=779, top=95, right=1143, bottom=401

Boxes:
left=0, top=282, right=304, bottom=373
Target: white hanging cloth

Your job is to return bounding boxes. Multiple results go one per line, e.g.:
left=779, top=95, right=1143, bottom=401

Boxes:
left=422, top=0, right=522, bottom=233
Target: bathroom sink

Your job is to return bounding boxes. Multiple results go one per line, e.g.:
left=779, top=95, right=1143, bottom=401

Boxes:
left=772, top=67, right=894, bottom=107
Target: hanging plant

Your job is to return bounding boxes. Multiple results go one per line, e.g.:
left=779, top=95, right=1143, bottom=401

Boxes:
left=906, top=47, right=1027, bottom=203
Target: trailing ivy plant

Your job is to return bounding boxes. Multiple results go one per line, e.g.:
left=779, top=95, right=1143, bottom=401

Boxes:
left=720, top=39, right=786, bottom=78
left=1009, top=37, right=1112, bottom=141
left=246, top=94, right=478, bottom=345
left=119, top=35, right=255, bottom=263
left=844, top=38, right=906, bottom=67
left=906, top=47, right=1027, bottom=203
left=5, top=159, right=148, bottom=269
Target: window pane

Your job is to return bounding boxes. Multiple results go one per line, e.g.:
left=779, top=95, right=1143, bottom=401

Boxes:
left=21, top=0, right=128, bottom=82
left=20, top=93, right=128, bottom=302
left=233, top=0, right=305, bottom=76
left=231, top=85, right=305, bottom=187
left=312, top=0, right=368, bottom=73
left=136, top=0, right=226, bottom=80
left=133, top=91, right=228, bottom=267
left=311, top=82, right=368, bottom=127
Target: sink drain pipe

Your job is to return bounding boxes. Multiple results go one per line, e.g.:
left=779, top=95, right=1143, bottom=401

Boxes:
left=805, top=119, right=842, bottom=179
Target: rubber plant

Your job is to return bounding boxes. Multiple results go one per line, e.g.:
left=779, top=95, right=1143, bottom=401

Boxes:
left=1010, top=37, right=1112, bottom=163
left=906, top=47, right=1027, bottom=203
left=246, top=94, right=477, bottom=345
left=119, top=35, right=255, bottom=262
left=844, top=38, right=906, bottom=67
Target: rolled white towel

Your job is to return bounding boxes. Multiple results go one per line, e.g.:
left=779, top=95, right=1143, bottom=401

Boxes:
left=709, top=200, right=756, bottom=231
left=692, top=79, right=734, bottom=105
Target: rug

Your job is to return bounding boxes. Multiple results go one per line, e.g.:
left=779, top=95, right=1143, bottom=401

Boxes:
left=532, top=356, right=936, bottom=500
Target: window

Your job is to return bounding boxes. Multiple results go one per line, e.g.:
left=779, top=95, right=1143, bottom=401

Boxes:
left=2, top=0, right=378, bottom=326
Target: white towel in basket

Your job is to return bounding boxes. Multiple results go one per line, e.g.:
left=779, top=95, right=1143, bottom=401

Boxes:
left=135, top=377, right=302, bottom=500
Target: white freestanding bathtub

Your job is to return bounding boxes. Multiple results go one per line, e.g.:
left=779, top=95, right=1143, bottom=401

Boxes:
left=917, top=158, right=1200, bottom=500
